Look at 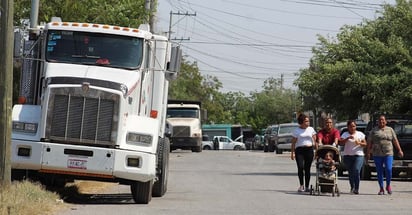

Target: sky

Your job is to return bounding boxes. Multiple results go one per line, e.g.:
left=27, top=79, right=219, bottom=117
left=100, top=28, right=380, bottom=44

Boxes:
left=154, top=0, right=396, bottom=94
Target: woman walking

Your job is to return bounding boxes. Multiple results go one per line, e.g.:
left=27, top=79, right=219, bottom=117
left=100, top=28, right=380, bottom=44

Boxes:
left=339, top=120, right=366, bottom=194
left=367, top=115, right=404, bottom=195
left=291, top=113, right=317, bottom=192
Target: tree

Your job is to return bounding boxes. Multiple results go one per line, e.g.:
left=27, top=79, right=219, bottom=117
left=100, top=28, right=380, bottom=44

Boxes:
left=14, top=0, right=149, bottom=27
left=248, top=77, right=301, bottom=132
left=168, top=59, right=229, bottom=124
left=296, top=0, right=412, bottom=118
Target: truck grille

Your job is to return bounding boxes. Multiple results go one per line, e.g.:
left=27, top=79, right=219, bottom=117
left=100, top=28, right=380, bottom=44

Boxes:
left=46, top=87, right=119, bottom=147
left=173, top=126, right=190, bottom=137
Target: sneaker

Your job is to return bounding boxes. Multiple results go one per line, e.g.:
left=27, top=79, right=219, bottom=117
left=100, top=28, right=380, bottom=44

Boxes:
left=378, top=188, right=385, bottom=195
left=386, top=186, right=392, bottom=195
left=353, top=190, right=359, bottom=195
left=305, top=187, right=310, bottom=192
left=298, top=185, right=305, bottom=192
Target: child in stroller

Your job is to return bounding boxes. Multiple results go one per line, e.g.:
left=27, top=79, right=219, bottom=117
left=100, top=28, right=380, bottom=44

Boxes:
left=320, top=150, right=336, bottom=179
left=311, top=145, right=340, bottom=196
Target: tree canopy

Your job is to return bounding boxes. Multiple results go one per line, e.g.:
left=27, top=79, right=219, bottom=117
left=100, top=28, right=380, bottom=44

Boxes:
left=14, top=0, right=149, bottom=27
left=295, top=0, right=412, bottom=119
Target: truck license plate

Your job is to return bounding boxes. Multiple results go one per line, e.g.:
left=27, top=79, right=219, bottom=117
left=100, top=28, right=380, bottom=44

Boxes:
left=67, top=159, right=87, bottom=169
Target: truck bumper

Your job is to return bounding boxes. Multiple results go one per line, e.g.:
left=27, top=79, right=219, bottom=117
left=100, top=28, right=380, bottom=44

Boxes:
left=11, top=139, right=156, bottom=182
left=170, top=137, right=201, bottom=148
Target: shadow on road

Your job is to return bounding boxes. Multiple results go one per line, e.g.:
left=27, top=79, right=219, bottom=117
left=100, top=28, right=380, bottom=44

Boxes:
left=233, top=172, right=297, bottom=176
left=60, top=192, right=135, bottom=204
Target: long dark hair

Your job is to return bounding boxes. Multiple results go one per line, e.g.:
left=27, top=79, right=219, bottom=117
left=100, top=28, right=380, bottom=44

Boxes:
left=346, top=119, right=356, bottom=127
left=297, top=113, right=308, bottom=124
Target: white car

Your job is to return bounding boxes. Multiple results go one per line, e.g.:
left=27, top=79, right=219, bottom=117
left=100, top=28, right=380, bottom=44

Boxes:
left=217, top=136, right=245, bottom=150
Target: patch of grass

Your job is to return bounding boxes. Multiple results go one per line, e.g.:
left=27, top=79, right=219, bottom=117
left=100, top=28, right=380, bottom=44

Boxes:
left=0, top=180, right=66, bottom=215
left=0, top=180, right=116, bottom=215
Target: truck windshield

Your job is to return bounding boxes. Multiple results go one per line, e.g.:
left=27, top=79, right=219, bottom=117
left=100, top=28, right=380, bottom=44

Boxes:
left=46, top=30, right=143, bottom=69
left=167, top=108, right=199, bottom=118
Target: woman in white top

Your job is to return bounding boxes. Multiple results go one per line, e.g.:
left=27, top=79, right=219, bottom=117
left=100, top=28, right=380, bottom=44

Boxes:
left=339, top=120, right=366, bottom=194
left=291, top=114, right=317, bottom=192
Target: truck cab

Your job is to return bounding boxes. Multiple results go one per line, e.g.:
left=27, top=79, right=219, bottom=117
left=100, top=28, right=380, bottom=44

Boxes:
left=166, top=100, right=203, bottom=152
left=11, top=20, right=181, bottom=204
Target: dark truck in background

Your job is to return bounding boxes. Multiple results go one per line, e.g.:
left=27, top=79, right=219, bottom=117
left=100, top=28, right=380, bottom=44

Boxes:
left=362, top=114, right=412, bottom=180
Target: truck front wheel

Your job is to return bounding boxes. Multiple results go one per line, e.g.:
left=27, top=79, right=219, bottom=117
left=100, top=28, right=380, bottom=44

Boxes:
left=131, top=180, right=153, bottom=204
left=152, top=138, right=170, bottom=197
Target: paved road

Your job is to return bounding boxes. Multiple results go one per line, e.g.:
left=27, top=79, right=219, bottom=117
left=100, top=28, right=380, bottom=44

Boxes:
left=60, top=150, right=412, bottom=215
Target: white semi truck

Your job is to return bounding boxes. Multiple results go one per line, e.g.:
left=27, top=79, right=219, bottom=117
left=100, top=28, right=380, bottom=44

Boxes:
left=166, top=100, right=203, bottom=152
left=11, top=18, right=181, bottom=204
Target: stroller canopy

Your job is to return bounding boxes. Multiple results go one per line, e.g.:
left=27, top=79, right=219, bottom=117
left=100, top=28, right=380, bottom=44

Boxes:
left=316, top=145, right=340, bottom=162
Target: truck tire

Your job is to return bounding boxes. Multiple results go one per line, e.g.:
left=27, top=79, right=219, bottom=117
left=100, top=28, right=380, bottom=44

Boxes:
left=131, top=180, right=153, bottom=204
left=191, top=146, right=202, bottom=153
left=268, top=142, right=275, bottom=152
left=152, top=138, right=170, bottom=197
left=360, top=165, right=371, bottom=180
left=275, top=147, right=283, bottom=154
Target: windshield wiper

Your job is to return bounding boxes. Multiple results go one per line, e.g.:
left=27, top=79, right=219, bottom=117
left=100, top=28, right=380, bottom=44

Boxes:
left=71, top=54, right=101, bottom=59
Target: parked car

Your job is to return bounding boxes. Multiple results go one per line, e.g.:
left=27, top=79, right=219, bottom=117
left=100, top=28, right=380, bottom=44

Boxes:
left=264, top=123, right=299, bottom=154
left=275, top=123, right=299, bottom=154
left=334, top=121, right=348, bottom=132
left=361, top=114, right=412, bottom=180
left=337, top=121, right=368, bottom=176
left=213, top=135, right=246, bottom=150
left=202, top=135, right=213, bottom=150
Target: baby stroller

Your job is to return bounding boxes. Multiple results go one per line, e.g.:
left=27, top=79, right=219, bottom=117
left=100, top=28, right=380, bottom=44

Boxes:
left=310, top=145, right=340, bottom=197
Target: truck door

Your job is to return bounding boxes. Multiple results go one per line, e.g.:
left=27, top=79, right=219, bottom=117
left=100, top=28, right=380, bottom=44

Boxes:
left=219, top=137, right=231, bottom=150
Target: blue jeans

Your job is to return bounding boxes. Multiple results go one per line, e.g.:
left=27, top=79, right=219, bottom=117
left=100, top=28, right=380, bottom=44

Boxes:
left=343, top=155, right=364, bottom=191
left=373, top=156, right=393, bottom=188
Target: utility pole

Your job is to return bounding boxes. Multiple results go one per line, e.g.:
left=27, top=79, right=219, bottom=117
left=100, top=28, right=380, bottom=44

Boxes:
left=280, top=73, right=284, bottom=91
left=0, top=0, right=14, bottom=186
left=168, top=11, right=196, bottom=41
left=145, top=0, right=157, bottom=33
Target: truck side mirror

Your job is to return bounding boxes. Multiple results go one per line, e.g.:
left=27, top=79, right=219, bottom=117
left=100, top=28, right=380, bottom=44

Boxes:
left=166, top=45, right=182, bottom=80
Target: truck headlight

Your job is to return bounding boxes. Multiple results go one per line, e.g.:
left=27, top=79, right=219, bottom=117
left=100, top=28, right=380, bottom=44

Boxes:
left=12, top=121, right=38, bottom=133
left=126, top=132, right=153, bottom=146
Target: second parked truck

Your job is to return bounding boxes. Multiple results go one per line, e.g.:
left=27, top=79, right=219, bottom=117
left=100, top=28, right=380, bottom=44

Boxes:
left=166, top=100, right=203, bottom=152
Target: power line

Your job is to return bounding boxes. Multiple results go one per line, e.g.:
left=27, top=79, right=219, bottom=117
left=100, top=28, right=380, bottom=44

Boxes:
left=184, top=1, right=338, bottom=32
